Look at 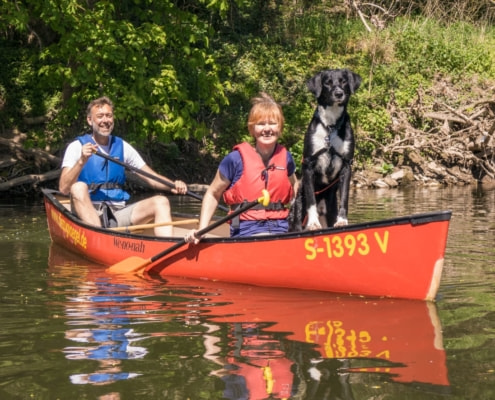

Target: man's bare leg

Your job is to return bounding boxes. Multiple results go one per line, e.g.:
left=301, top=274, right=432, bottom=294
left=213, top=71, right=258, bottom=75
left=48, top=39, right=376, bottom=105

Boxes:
left=131, top=195, right=173, bottom=236
left=70, top=182, right=101, bottom=226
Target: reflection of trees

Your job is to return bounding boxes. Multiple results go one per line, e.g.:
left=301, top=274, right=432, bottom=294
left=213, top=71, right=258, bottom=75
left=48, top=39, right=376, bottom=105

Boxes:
left=0, top=201, right=49, bottom=265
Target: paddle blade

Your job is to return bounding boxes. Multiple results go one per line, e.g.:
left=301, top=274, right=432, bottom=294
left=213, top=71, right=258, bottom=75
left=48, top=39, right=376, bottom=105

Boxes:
left=106, top=256, right=152, bottom=274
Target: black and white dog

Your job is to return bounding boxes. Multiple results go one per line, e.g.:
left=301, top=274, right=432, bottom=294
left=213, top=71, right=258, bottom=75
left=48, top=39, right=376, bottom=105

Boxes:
left=289, top=69, right=361, bottom=231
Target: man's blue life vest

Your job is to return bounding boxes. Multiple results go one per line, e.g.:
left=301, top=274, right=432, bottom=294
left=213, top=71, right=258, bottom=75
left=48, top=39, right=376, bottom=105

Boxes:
left=77, top=134, right=130, bottom=202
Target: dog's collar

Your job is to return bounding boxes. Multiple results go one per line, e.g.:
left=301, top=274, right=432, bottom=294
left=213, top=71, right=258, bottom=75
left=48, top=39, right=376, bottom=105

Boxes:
left=315, top=110, right=346, bottom=128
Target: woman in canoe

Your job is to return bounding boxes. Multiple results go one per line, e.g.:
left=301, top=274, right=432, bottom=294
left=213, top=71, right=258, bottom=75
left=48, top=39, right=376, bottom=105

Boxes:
left=185, top=92, right=298, bottom=243
left=58, top=96, right=188, bottom=236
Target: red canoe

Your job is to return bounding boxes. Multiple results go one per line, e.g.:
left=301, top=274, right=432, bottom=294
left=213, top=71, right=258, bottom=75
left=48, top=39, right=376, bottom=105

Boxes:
left=42, top=188, right=452, bottom=300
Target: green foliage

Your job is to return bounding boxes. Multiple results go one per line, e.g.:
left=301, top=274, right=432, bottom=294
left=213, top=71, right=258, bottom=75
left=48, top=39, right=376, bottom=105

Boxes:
left=211, top=38, right=317, bottom=164
left=1, top=0, right=229, bottom=148
left=392, top=18, right=495, bottom=78
left=2, top=0, right=495, bottom=177
left=379, top=162, right=394, bottom=175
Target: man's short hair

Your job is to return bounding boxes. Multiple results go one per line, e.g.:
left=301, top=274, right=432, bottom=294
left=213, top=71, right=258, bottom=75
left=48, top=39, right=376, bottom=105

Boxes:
left=86, top=96, right=114, bottom=116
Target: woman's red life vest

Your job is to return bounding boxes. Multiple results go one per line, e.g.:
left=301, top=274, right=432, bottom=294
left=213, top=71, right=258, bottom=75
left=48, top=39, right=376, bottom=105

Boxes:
left=223, top=142, right=294, bottom=221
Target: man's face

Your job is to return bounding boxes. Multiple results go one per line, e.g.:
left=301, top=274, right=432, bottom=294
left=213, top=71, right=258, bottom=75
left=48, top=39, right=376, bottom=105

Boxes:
left=87, top=104, right=114, bottom=137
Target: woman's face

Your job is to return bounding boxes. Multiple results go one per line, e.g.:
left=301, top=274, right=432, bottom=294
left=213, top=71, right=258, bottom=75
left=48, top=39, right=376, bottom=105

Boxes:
left=252, top=117, right=280, bottom=147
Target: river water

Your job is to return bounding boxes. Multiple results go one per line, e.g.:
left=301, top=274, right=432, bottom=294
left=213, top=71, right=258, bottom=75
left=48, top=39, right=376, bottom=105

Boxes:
left=0, top=185, right=494, bottom=399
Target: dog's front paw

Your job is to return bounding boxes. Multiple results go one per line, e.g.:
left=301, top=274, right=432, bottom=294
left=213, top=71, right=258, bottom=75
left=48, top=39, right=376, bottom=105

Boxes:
left=305, top=206, right=322, bottom=230
left=306, top=221, right=322, bottom=231
left=333, top=217, right=348, bottom=227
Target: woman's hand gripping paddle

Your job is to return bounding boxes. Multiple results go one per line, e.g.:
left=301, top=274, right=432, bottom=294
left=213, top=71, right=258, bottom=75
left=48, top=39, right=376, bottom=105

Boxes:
left=106, top=190, right=270, bottom=275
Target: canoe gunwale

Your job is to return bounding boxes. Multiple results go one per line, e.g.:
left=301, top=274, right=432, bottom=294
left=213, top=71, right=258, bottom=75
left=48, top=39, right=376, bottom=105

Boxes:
left=42, top=188, right=452, bottom=243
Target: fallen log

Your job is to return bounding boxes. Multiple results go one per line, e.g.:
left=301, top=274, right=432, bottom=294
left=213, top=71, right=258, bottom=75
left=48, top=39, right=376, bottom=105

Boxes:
left=0, top=170, right=60, bottom=192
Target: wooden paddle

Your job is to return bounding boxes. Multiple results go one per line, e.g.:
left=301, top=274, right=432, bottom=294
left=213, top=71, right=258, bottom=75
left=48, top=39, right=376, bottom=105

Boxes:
left=109, top=218, right=199, bottom=233
left=106, top=189, right=270, bottom=275
left=93, top=150, right=229, bottom=212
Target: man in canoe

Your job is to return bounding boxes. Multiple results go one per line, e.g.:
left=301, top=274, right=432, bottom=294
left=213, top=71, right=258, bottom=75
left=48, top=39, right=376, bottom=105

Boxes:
left=185, top=92, right=298, bottom=243
left=59, top=96, right=188, bottom=236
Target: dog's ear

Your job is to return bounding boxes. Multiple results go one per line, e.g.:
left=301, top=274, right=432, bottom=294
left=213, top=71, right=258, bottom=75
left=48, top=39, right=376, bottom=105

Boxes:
left=306, top=72, right=323, bottom=98
left=345, top=70, right=362, bottom=93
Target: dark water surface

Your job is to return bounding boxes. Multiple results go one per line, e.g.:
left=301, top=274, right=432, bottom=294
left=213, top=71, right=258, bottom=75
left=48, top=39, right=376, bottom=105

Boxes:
left=0, top=186, right=494, bottom=399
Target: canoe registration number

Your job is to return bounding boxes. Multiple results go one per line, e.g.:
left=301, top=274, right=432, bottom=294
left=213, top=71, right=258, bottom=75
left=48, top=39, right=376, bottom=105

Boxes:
left=304, top=231, right=389, bottom=260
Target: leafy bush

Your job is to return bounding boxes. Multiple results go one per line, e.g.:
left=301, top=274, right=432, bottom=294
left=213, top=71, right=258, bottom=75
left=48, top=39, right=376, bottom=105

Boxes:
left=392, top=18, right=495, bottom=78
left=2, top=1, right=495, bottom=177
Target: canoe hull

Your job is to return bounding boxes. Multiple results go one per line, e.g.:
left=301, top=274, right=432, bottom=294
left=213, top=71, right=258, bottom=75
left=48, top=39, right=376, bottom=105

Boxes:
left=42, top=189, right=451, bottom=300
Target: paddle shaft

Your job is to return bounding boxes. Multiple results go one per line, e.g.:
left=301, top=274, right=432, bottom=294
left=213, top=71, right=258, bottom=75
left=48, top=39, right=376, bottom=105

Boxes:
left=147, top=198, right=262, bottom=266
left=94, top=150, right=229, bottom=212
left=106, top=189, right=269, bottom=275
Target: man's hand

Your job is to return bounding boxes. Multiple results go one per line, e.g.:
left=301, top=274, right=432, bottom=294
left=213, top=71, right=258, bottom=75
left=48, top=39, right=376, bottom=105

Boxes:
left=172, top=180, right=187, bottom=195
left=80, top=143, right=99, bottom=165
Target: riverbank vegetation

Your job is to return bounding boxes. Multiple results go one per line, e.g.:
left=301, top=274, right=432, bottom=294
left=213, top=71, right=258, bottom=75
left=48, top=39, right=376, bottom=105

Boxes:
left=1, top=0, right=495, bottom=195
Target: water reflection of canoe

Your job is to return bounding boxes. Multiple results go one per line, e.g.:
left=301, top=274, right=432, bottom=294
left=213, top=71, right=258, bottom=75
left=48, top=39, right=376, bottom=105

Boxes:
left=42, top=188, right=451, bottom=300
left=48, top=244, right=449, bottom=390
left=161, top=276, right=450, bottom=388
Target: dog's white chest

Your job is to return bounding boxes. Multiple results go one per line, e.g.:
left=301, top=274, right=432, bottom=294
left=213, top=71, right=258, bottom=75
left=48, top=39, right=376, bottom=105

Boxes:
left=311, top=124, right=346, bottom=182
left=327, top=127, right=347, bottom=153
left=318, top=105, right=349, bottom=151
